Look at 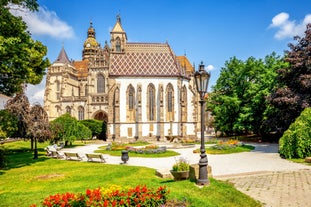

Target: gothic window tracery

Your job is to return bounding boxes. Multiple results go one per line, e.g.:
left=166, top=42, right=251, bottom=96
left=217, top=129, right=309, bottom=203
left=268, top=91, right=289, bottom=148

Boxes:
left=78, top=106, right=84, bottom=120
left=166, top=83, right=174, bottom=121
left=147, top=84, right=155, bottom=121
left=66, top=106, right=71, bottom=115
left=127, top=85, right=135, bottom=110
left=116, top=37, right=121, bottom=52
left=97, top=74, right=105, bottom=93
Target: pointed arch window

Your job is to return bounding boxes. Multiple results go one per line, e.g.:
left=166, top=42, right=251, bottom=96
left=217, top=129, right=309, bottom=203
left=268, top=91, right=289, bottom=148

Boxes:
left=55, top=80, right=60, bottom=91
left=55, top=105, right=61, bottom=115
left=167, top=84, right=174, bottom=112
left=66, top=106, right=71, bottom=115
left=97, top=74, right=105, bottom=93
left=116, top=37, right=121, bottom=52
left=127, top=85, right=135, bottom=110
left=78, top=106, right=84, bottom=120
left=148, top=84, right=155, bottom=121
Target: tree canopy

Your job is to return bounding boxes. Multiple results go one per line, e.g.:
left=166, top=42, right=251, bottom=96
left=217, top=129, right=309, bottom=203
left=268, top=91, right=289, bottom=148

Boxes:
left=207, top=53, right=287, bottom=136
left=0, top=0, right=49, bottom=96
left=268, top=24, right=311, bottom=134
left=50, top=114, right=92, bottom=146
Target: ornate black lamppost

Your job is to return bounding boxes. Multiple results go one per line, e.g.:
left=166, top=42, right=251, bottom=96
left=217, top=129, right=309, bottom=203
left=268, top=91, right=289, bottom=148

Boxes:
left=33, top=121, right=38, bottom=159
left=194, top=61, right=211, bottom=186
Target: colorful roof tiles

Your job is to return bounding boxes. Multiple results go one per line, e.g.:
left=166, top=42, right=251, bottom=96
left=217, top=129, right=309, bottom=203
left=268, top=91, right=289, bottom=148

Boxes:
left=73, top=60, right=89, bottom=78
left=109, top=43, right=186, bottom=77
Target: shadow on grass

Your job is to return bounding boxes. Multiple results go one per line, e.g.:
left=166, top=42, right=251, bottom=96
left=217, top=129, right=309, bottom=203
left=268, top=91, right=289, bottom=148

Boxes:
left=1, top=148, right=49, bottom=172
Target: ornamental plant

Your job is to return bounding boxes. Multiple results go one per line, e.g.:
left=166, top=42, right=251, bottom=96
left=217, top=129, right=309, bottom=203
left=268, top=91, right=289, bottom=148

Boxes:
left=32, top=185, right=169, bottom=207
left=172, top=157, right=190, bottom=172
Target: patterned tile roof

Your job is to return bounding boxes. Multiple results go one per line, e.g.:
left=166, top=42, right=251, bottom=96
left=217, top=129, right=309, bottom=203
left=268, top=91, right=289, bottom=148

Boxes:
left=109, top=43, right=185, bottom=77
left=73, top=60, right=89, bottom=78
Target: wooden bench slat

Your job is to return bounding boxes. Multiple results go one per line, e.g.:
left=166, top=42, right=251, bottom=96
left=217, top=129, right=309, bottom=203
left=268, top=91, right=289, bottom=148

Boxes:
left=64, top=152, right=83, bottom=161
left=86, top=153, right=106, bottom=163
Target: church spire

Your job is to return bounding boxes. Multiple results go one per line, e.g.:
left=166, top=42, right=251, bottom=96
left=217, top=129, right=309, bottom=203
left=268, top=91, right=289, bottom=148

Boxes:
left=110, top=14, right=127, bottom=53
left=54, top=46, right=71, bottom=64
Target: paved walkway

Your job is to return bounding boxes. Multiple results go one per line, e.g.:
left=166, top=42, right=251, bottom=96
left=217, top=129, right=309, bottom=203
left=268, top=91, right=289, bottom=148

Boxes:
left=59, top=142, right=311, bottom=207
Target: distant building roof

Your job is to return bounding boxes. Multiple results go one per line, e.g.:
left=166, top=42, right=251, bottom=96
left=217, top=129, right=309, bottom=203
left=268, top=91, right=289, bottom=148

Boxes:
left=109, top=42, right=186, bottom=77
left=54, top=47, right=72, bottom=64
left=176, top=56, right=194, bottom=75
left=73, top=60, right=89, bottom=78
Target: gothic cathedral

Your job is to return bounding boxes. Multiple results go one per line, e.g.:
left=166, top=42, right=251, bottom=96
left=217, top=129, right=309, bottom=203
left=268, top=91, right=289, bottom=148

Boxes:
left=44, top=16, right=202, bottom=140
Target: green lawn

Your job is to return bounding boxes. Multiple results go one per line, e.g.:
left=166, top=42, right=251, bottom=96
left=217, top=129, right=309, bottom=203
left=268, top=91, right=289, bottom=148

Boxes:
left=0, top=141, right=261, bottom=207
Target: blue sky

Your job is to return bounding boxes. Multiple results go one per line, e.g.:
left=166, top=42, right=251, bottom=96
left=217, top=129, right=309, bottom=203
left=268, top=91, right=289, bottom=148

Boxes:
left=10, top=0, right=311, bottom=104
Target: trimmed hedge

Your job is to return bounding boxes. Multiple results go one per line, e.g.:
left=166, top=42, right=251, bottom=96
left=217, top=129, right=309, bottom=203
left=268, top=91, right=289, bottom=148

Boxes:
left=279, top=108, right=311, bottom=159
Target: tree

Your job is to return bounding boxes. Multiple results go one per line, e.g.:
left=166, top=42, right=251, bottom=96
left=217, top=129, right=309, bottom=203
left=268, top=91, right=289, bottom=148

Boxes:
left=5, top=92, right=30, bottom=138
left=207, top=53, right=286, bottom=136
left=28, top=104, right=51, bottom=142
left=50, top=113, right=92, bottom=146
left=79, top=119, right=107, bottom=140
left=279, top=108, right=311, bottom=159
left=268, top=24, right=311, bottom=134
left=0, top=0, right=49, bottom=96
left=0, top=109, right=18, bottom=138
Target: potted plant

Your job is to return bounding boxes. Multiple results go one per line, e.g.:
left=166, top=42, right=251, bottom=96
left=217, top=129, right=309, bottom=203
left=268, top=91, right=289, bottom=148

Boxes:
left=170, top=157, right=190, bottom=181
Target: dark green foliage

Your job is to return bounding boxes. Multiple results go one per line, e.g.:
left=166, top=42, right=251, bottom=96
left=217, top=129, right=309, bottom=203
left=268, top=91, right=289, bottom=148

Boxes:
left=0, top=0, right=49, bottom=96
left=79, top=119, right=103, bottom=138
left=279, top=108, right=311, bottom=159
left=50, top=114, right=92, bottom=145
left=208, top=53, right=287, bottom=136
left=0, top=109, right=18, bottom=138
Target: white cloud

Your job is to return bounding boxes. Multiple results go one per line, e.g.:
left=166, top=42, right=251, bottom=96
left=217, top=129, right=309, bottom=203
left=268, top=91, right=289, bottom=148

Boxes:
left=25, top=76, right=46, bottom=106
left=9, top=5, right=74, bottom=39
left=206, top=65, right=215, bottom=71
left=270, top=12, right=311, bottom=39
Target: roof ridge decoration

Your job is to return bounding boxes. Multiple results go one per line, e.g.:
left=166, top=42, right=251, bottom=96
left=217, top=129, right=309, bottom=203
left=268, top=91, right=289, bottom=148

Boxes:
left=54, top=47, right=71, bottom=64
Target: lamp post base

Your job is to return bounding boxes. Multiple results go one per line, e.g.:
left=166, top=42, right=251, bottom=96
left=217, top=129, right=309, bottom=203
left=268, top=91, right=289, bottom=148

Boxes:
left=196, top=154, right=209, bottom=186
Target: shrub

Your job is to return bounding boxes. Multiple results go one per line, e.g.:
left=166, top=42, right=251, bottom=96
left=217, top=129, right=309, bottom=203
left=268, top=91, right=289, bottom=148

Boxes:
left=172, top=157, right=190, bottom=172
left=279, top=108, right=311, bottom=159
left=33, top=185, right=169, bottom=207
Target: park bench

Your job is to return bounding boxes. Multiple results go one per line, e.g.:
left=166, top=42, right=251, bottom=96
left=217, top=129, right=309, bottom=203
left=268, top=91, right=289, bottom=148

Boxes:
left=165, top=135, right=181, bottom=143
left=64, top=152, right=83, bottom=161
left=86, top=153, right=107, bottom=163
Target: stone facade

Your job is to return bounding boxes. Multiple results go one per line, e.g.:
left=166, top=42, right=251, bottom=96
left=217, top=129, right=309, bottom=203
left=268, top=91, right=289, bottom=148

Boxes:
left=44, top=16, right=202, bottom=140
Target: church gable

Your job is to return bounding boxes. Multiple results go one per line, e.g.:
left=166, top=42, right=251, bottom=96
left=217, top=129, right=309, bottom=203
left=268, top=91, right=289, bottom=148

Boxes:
left=109, top=43, right=185, bottom=77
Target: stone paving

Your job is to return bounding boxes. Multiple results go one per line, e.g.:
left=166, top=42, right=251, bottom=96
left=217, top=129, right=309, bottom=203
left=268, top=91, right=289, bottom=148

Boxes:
left=59, top=142, right=311, bottom=207
left=217, top=169, right=311, bottom=207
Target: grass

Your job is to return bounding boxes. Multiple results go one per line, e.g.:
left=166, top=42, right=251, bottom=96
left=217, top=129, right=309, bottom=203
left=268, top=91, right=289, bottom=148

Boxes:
left=0, top=140, right=261, bottom=207
left=289, top=158, right=311, bottom=166
left=205, top=144, right=255, bottom=154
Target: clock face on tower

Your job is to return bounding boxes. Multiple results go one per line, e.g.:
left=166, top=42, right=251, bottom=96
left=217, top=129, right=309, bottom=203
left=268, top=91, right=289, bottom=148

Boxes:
left=86, top=43, right=90, bottom=47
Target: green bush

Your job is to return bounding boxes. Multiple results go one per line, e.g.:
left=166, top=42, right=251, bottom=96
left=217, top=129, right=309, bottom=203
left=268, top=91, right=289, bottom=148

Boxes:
left=279, top=108, right=311, bottom=159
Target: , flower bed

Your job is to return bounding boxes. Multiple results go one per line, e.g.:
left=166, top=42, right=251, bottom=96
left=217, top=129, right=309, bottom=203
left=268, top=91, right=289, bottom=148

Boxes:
left=106, top=142, right=167, bottom=154
left=193, top=140, right=254, bottom=154
left=31, top=185, right=169, bottom=207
